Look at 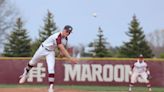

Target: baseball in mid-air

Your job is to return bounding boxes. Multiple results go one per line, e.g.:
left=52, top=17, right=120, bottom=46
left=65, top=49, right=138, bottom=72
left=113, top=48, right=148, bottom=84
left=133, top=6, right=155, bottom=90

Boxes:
left=92, top=12, right=97, bottom=17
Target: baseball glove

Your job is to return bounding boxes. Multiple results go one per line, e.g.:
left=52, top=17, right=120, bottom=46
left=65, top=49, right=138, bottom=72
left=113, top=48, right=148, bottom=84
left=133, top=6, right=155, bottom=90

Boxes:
left=147, top=74, right=152, bottom=80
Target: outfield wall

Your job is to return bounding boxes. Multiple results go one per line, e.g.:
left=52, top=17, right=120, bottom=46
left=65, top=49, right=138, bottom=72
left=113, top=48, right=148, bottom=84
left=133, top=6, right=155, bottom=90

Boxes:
left=0, top=58, right=164, bottom=87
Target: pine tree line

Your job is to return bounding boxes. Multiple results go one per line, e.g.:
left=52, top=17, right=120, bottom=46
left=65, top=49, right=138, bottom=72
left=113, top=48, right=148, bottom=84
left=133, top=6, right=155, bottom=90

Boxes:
left=3, top=10, right=58, bottom=57
left=2, top=12, right=154, bottom=58
left=85, top=15, right=154, bottom=58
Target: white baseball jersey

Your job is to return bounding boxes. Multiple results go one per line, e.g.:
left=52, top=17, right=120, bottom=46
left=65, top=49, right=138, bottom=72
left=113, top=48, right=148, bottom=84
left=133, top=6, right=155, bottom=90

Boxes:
left=42, top=31, right=68, bottom=51
left=132, top=60, right=147, bottom=73
left=29, top=31, right=68, bottom=74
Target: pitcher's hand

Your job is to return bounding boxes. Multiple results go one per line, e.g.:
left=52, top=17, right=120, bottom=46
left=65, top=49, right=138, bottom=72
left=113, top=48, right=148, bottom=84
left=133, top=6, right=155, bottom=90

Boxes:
left=69, top=57, right=78, bottom=63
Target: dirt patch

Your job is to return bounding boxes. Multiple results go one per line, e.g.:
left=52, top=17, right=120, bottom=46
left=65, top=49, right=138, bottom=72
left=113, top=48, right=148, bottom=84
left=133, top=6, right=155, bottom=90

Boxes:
left=0, top=88, right=95, bottom=92
left=0, top=88, right=127, bottom=92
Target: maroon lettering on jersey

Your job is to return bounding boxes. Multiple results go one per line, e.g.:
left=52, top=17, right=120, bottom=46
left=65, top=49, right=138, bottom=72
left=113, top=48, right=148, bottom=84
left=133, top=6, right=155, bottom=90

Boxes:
left=56, top=33, right=62, bottom=45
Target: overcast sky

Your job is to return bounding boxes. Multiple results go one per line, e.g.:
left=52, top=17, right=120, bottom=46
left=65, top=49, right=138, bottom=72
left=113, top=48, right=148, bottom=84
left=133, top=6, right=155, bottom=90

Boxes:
left=10, top=0, right=164, bottom=47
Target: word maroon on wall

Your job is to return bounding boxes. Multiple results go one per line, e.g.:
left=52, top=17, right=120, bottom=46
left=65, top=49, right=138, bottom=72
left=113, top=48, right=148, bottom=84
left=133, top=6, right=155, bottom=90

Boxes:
left=0, top=58, right=163, bottom=87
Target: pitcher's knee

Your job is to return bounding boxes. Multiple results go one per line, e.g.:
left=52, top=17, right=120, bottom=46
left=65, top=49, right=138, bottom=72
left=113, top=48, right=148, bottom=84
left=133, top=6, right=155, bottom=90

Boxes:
left=29, top=60, right=36, bottom=66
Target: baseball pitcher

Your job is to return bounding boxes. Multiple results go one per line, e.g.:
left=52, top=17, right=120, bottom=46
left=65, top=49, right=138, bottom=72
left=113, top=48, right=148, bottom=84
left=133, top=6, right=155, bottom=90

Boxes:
left=19, top=25, right=78, bottom=92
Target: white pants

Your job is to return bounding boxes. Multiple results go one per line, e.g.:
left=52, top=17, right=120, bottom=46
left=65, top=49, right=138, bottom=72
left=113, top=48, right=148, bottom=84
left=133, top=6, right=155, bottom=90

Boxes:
left=29, top=45, right=55, bottom=74
left=130, top=72, right=149, bottom=83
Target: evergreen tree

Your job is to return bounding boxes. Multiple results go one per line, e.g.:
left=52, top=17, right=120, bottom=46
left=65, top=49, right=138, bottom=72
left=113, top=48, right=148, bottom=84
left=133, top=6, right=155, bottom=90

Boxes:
left=3, top=17, right=31, bottom=57
left=31, top=11, right=57, bottom=55
left=89, top=27, right=111, bottom=57
left=120, top=15, right=154, bottom=58
left=39, top=10, right=57, bottom=42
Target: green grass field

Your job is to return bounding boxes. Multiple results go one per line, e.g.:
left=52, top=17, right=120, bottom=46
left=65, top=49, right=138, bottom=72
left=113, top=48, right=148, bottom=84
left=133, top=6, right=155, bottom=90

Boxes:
left=0, top=84, right=164, bottom=92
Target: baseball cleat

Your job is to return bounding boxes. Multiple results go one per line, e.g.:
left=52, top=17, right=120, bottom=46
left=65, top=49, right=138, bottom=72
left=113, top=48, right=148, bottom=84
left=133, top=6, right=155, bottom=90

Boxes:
left=128, top=87, right=132, bottom=92
left=48, top=84, right=54, bottom=92
left=19, top=68, right=28, bottom=84
left=148, top=88, right=152, bottom=92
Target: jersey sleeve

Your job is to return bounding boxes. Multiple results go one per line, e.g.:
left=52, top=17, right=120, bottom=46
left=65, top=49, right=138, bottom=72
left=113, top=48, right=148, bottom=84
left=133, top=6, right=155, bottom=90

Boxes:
left=131, top=65, right=134, bottom=69
left=56, top=33, right=62, bottom=45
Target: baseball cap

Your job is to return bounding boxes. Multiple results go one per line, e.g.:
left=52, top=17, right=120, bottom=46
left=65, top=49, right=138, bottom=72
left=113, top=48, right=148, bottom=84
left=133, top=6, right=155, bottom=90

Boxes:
left=139, top=54, right=143, bottom=58
left=64, top=25, right=73, bottom=33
